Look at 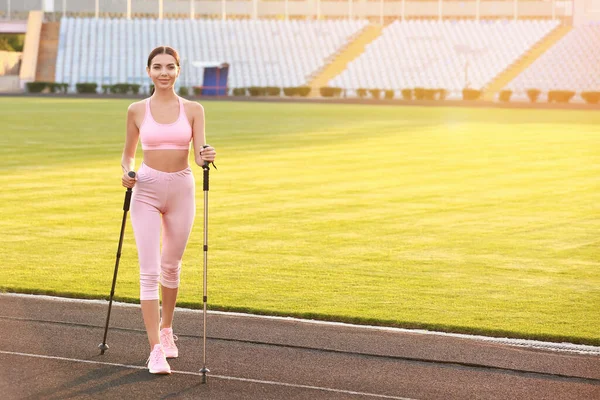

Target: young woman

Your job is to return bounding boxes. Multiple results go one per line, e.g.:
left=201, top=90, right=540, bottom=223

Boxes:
left=121, top=46, right=216, bottom=374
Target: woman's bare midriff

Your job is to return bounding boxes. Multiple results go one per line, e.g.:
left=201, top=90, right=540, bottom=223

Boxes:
left=143, top=149, right=190, bottom=172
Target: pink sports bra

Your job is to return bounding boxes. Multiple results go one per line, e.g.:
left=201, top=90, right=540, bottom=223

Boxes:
left=140, top=96, right=192, bottom=150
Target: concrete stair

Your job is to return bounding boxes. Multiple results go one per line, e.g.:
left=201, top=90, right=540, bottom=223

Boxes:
left=484, top=24, right=572, bottom=101
left=307, top=24, right=383, bottom=97
left=35, top=22, right=60, bottom=82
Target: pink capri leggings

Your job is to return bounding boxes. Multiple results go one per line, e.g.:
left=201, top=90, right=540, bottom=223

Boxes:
left=130, top=163, right=195, bottom=301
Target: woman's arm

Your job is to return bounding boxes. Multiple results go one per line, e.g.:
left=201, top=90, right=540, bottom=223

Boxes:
left=122, top=103, right=140, bottom=172
left=121, top=103, right=140, bottom=188
left=191, top=102, right=216, bottom=167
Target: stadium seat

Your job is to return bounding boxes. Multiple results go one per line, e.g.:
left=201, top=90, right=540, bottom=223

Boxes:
left=54, top=17, right=368, bottom=91
left=330, top=19, right=559, bottom=98
left=507, top=25, right=600, bottom=96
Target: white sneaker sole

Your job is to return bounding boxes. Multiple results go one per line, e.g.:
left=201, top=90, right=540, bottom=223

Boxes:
left=149, top=367, right=171, bottom=374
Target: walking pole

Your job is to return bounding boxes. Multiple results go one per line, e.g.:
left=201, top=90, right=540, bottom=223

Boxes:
left=200, top=146, right=212, bottom=383
left=99, top=171, right=136, bottom=354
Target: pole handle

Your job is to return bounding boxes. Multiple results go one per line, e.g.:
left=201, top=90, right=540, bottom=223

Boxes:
left=202, top=145, right=217, bottom=170
left=123, top=171, right=136, bottom=211
left=203, top=164, right=209, bottom=191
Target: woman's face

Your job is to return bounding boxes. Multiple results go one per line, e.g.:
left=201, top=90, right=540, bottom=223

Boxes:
left=147, top=53, right=180, bottom=90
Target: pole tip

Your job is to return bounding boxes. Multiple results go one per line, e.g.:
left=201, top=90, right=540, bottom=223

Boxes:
left=98, top=343, right=109, bottom=354
left=200, top=367, right=209, bottom=384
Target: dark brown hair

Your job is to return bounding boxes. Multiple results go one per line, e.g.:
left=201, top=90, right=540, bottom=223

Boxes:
left=147, top=46, right=180, bottom=95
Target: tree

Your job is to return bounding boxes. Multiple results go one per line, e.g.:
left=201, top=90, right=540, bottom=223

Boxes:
left=0, top=34, right=25, bottom=52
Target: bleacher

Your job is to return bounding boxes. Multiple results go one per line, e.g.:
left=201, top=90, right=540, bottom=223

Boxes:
left=329, top=19, right=560, bottom=98
left=35, top=14, right=600, bottom=101
left=506, top=25, right=600, bottom=96
left=54, top=17, right=368, bottom=91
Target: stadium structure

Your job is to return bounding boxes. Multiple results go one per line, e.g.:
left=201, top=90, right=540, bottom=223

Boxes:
left=0, top=0, right=599, bottom=102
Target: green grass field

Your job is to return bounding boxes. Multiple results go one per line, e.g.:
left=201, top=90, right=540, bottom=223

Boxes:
left=1, top=97, right=599, bottom=345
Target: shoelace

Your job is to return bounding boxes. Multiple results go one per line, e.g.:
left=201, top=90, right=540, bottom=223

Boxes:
left=161, top=331, right=178, bottom=347
left=146, top=348, right=164, bottom=365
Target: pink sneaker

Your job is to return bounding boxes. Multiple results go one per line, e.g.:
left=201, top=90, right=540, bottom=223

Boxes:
left=160, top=327, right=179, bottom=358
left=147, top=344, right=171, bottom=374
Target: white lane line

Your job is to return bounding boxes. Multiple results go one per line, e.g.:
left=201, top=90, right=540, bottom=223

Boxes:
left=0, top=350, right=414, bottom=400
left=4, top=293, right=599, bottom=355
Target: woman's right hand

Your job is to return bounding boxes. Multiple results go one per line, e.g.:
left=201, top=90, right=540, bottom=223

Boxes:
left=122, top=171, right=137, bottom=188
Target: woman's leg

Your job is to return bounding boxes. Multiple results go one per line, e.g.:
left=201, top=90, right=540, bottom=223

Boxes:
left=160, top=172, right=196, bottom=329
left=131, top=195, right=163, bottom=350
left=160, top=287, right=178, bottom=329
left=141, top=300, right=161, bottom=348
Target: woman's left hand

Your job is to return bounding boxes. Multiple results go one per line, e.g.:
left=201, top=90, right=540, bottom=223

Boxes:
left=200, top=145, right=217, bottom=163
